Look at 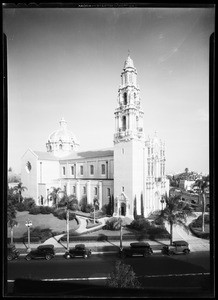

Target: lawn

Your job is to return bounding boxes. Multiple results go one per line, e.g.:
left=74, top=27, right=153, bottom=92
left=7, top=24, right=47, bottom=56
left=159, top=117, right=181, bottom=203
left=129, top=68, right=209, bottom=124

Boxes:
left=8, top=211, right=79, bottom=238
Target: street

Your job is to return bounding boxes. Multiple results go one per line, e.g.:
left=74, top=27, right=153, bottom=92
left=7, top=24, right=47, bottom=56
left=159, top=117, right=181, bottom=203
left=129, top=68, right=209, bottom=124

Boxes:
left=6, top=251, right=212, bottom=296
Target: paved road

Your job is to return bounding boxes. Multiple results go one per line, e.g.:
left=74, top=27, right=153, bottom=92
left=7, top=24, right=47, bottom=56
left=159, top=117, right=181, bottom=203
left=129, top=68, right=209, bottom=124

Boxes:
left=6, top=252, right=212, bottom=297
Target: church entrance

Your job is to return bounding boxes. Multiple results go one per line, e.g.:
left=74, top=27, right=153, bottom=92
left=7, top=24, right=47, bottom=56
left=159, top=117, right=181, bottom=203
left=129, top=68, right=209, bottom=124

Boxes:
left=120, top=202, right=126, bottom=216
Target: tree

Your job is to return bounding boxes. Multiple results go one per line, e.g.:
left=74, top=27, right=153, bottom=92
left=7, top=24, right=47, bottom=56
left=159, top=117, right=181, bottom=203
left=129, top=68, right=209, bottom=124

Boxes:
left=133, top=196, right=137, bottom=220
left=106, top=260, right=141, bottom=289
left=111, top=195, right=114, bottom=215
left=13, top=182, right=27, bottom=203
left=8, top=218, right=18, bottom=244
left=48, top=187, right=62, bottom=207
left=193, top=176, right=209, bottom=232
left=155, top=194, right=194, bottom=245
left=93, top=198, right=99, bottom=223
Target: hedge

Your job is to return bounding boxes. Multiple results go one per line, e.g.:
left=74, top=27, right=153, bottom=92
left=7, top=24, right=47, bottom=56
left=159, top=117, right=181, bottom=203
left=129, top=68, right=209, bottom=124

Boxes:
left=189, top=224, right=210, bottom=239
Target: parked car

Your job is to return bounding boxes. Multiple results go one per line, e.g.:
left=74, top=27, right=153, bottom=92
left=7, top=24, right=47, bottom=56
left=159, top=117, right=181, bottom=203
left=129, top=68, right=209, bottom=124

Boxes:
left=7, top=244, right=20, bottom=261
left=162, top=240, right=190, bottom=255
left=25, top=244, right=55, bottom=261
left=119, top=242, right=153, bottom=258
left=64, top=244, right=92, bottom=259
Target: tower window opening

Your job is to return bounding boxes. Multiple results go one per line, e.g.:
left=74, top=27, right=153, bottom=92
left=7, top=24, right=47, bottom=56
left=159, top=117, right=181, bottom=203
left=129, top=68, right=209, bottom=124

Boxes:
left=122, top=186, right=124, bottom=192
left=121, top=148, right=125, bottom=154
left=83, top=186, right=86, bottom=194
left=62, top=166, right=65, bottom=175
left=73, top=186, right=76, bottom=194
left=122, top=116, right=126, bottom=131
left=59, top=144, right=62, bottom=150
left=107, top=188, right=111, bottom=196
left=123, top=92, right=127, bottom=105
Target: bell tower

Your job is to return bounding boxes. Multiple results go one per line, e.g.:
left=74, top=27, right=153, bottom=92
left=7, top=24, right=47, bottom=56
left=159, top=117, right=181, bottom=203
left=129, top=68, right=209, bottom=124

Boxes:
left=114, top=54, right=144, bottom=143
left=113, top=55, right=145, bottom=218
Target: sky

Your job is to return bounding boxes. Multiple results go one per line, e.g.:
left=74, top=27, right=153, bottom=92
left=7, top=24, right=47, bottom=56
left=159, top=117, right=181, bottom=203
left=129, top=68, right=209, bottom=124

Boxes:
left=3, top=6, right=214, bottom=175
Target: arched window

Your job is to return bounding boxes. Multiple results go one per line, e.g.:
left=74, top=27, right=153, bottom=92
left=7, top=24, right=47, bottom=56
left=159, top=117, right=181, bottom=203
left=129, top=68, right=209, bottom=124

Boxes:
left=94, top=187, right=98, bottom=195
left=59, top=144, right=62, bottom=150
left=90, top=165, right=94, bottom=175
left=122, top=116, right=126, bottom=131
left=123, top=92, right=127, bottom=105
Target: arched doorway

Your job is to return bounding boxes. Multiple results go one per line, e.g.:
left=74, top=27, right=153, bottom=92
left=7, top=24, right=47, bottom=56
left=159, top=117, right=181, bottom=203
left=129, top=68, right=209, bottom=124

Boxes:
left=120, top=202, right=126, bottom=216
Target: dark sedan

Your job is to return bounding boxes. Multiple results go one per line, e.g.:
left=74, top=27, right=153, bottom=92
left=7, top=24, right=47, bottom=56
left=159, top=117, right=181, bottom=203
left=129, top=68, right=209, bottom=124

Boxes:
left=64, top=244, right=92, bottom=259
left=25, top=244, right=55, bottom=261
left=119, top=242, right=153, bottom=258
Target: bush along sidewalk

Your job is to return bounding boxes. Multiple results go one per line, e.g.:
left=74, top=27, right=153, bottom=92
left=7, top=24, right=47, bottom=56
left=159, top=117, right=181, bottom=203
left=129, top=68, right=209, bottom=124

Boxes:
left=188, top=214, right=210, bottom=239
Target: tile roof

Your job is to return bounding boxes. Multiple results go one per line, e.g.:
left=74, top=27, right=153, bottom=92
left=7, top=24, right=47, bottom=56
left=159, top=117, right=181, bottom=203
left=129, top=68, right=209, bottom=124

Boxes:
left=33, top=148, right=114, bottom=161
left=33, top=151, right=59, bottom=161
left=60, top=148, right=114, bottom=161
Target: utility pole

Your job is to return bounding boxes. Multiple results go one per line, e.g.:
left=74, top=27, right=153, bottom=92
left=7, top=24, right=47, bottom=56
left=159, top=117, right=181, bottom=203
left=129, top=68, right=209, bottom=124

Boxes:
left=66, top=209, right=69, bottom=251
left=119, top=218, right=123, bottom=250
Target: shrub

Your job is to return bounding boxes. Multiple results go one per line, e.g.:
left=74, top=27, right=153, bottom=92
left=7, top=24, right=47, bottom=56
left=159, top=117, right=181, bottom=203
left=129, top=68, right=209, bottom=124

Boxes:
left=52, top=208, right=76, bottom=221
left=85, top=204, right=94, bottom=213
left=15, top=202, right=27, bottom=212
left=68, top=202, right=80, bottom=211
left=127, top=215, right=151, bottom=231
left=80, top=196, right=87, bottom=212
left=192, top=214, right=210, bottom=228
left=29, top=206, right=41, bottom=215
left=40, top=206, right=54, bottom=214
left=23, top=226, right=53, bottom=242
left=23, top=198, right=36, bottom=211
left=90, top=210, right=105, bottom=219
left=104, top=217, right=121, bottom=231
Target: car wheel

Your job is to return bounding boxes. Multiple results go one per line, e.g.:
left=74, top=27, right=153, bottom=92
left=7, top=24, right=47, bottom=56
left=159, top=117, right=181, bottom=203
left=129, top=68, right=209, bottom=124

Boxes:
left=143, top=252, right=148, bottom=257
left=168, top=251, right=174, bottom=256
left=83, top=254, right=88, bottom=259
left=45, top=254, right=52, bottom=260
left=7, top=255, right=13, bottom=261
left=183, top=249, right=189, bottom=255
left=25, top=255, right=31, bottom=261
left=65, top=254, right=70, bottom=259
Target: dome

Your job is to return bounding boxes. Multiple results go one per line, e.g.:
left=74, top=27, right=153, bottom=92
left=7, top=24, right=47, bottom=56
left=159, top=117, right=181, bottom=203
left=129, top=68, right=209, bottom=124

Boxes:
left=48, top=118, right=79, bottom=144
left=123, top=54, right=135, bottom=69
left=46, top=118, right=79, bottom=157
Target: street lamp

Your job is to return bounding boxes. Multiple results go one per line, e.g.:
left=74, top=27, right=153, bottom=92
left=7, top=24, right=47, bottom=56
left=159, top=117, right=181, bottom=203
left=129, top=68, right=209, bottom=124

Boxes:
left=25, top=219, right=32, bottom=252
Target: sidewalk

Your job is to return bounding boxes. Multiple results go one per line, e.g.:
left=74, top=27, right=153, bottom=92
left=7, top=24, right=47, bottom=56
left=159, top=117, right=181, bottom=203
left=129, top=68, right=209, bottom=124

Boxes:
left=13, top=215, right=210, bottom=255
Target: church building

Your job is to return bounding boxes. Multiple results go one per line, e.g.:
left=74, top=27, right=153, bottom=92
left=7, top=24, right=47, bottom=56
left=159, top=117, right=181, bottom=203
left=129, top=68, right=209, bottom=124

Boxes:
left=21, top=55, right=169, bottom=218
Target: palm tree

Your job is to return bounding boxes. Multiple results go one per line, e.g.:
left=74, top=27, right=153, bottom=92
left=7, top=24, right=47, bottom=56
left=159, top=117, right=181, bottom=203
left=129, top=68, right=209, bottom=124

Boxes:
left=8, top=219, right=18, bottom=244
left=93, top=198, right=99, bottom=224
left=193, top=176, right=209, bottom=232
left=13, top=182, right=27, bottom=203
left=155, top=194, right=194, bottom=245
left=48, top=187, right=61, bottom=207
